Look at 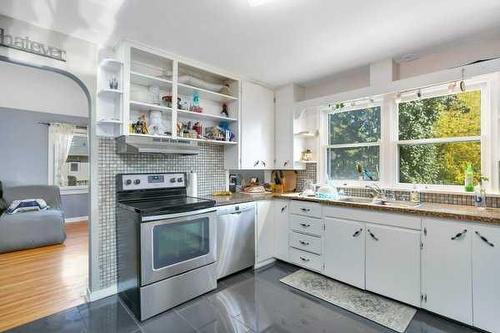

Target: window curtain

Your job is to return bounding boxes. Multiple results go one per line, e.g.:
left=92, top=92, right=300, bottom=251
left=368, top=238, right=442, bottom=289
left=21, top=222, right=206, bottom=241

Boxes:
left=49, top=123, right=75, bottom=187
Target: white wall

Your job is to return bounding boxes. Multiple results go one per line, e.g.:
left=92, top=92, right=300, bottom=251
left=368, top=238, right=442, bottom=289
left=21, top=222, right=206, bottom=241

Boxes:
left=303, top=66, right=370, bottom=100
left=0, top=14, right=100, bottom=294
left=301, top=31, right=500, bottom=101
left=0, top=61, right=88, bottom=117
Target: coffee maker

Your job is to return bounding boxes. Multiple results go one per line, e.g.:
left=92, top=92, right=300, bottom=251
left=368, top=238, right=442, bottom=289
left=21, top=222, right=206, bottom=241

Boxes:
left=229, top=174, right=239, bottom=193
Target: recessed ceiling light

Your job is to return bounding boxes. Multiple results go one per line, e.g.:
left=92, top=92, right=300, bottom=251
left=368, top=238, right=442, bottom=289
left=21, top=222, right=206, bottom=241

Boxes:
left=248, top=0, right=275, bottom=6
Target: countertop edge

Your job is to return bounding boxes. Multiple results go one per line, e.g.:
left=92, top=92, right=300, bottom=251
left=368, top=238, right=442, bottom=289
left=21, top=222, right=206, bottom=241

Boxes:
left=206, top=193, right=500, bottom=225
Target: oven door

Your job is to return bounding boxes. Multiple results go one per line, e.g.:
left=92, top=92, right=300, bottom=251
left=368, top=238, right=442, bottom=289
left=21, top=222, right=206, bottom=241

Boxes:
left=140, top=208, right=216, bottom=286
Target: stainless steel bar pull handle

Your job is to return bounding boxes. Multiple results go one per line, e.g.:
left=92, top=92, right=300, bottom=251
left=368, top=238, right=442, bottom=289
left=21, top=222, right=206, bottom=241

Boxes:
left=281, top=205, right=287, bottom=213
left=352, top=228, right=363, bottom=238
left=451, top=229, right=468, bottom=240
left=299, top=240, right=310, bottom=246
left=299, top=223, right=311, bottom=227
left=299, top=256, right=310, bottom=262
left=475, top=231, right=495, bottom=247
left=301, top=208, right=311, bottom=212
left=367, top=229, right=379, bottom=241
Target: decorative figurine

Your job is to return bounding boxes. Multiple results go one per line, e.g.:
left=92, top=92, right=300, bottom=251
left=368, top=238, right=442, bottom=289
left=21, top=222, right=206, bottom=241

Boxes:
left=162, top=94, right=172, bottom=108
left=109, top=77, right=119, bottom=90
left=221, top=103, right=229, bottom=117
left=193, top=122, right=203, bottom=137
left=131, top=114, right=149, bottom=134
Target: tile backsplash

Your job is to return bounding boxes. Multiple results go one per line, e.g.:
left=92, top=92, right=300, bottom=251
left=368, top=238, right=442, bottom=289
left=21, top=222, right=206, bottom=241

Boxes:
left=97, top=137, right=226, bottom=289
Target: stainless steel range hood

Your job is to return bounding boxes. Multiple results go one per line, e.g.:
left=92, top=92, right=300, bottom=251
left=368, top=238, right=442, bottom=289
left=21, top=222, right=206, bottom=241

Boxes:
left=116, top=135, right=199, bottom=155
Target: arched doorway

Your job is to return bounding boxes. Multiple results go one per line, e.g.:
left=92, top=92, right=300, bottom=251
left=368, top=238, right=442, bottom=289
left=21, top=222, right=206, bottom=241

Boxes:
left=0, top=55, right=93, bottom=331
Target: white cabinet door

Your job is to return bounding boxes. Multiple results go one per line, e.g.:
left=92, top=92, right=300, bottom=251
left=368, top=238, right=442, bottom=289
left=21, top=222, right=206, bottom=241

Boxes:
left=472, top=224, right=500, bottom=332
left=241, top=81, right=275, bottom=169
left=256, top=200, right=274, bottom=264
left=422, top=218, right=472, bottom=324
left=274, top=86, right=294, bottom=170
left=323, top=217, right=365, bottom=289
left=274, top=199, right=289, bottom=261
left=365, top=224, right=421, bottom=306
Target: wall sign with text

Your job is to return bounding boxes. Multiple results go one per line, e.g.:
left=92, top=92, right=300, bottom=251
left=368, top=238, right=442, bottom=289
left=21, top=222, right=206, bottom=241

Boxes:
left=0, top=28, right=66, bottom=62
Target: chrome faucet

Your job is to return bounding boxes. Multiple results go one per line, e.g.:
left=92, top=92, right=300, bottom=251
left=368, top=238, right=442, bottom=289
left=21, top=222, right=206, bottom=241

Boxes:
left=366, top=183, right=385, bottom=200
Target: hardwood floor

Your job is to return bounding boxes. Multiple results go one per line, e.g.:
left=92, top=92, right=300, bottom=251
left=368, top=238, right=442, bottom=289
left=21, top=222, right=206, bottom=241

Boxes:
left=0, top=221, right=88, bottom=332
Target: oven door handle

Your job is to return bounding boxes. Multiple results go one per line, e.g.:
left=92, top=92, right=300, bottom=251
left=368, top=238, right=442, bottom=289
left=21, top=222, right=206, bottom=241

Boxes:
left=142, top=208, right=217, bottom=222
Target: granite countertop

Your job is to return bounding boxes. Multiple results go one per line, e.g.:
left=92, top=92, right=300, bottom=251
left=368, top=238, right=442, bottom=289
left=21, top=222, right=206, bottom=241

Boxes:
left=206, top=192, right=500, bottom=225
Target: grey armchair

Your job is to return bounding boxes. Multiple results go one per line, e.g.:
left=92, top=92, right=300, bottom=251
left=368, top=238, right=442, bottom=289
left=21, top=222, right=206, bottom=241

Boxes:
left=0, top=185, right=66, bottom=253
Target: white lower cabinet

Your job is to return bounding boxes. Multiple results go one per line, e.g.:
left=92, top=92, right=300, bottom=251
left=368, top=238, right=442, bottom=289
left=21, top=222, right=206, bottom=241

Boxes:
left=421, top=218, right=472, bottom=325
left=472, top=224, right=500, bottom=332
left=274, top=199, right=289, bottom=261
left=289, top=247, right=322, bottom=272
left=365, top=224, right=421, bottom=306
left=256, top=200, right=275, bottom=265
left=323, top=217, right=365, bottom=289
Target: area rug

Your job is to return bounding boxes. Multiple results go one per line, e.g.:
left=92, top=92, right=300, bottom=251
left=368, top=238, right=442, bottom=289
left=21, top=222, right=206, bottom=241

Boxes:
left=280, top=270, right=416, bottom=332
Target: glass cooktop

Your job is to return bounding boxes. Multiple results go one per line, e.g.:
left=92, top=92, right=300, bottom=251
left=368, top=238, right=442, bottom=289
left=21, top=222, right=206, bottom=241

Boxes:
left=119, top=196, right=215, bottom=216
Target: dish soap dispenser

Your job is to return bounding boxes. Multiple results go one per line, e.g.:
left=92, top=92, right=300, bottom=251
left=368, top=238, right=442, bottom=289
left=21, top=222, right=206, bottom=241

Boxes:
left=474, top=176, right=488, bottom=209
left=410, top=184, right=421, bottom=204
left=464, top=163, right=474, bottom=192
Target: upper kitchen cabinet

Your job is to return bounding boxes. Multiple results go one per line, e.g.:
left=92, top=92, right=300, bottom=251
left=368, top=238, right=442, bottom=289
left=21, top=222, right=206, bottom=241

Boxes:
left=275, top=84, right=305, bottom=170
left=238, top=81, right=275, bottom=169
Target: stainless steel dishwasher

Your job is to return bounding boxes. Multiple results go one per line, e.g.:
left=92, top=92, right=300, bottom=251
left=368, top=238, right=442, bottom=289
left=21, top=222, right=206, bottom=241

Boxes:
left=216, top=202, right=255, bottom=279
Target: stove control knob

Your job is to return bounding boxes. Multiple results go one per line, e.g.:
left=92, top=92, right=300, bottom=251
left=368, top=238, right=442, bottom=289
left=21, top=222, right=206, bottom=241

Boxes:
left=125, top=179, right=132, bottom=185
left=170, top=177, right=176, bottom=183
left=177, top=177, right=183, bottom=183
left=134, top=179, right=141, bottom=185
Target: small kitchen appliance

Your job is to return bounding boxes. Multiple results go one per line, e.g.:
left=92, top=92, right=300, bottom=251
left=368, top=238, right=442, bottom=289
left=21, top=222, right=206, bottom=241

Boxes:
left=115, top=172, right=216, bottom=321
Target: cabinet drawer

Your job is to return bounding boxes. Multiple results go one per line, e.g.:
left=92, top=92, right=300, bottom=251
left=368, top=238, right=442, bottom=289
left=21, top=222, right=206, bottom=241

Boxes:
left=290, top=201, right=322, bottom=218
left=289, top=247, right=322, bottom=272
left=289, top=232, right=322, bottom=254
left=290, top=215, right=323, bottom=236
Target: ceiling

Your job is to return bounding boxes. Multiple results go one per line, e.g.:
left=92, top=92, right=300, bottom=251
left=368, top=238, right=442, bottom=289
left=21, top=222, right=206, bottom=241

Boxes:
left=2, top=0, right=500, bottom=87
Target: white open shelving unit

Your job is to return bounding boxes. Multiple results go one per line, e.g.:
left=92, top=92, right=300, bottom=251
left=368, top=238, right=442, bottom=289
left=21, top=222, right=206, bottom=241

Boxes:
left=293, top=107, right=320, bottom=168
left=96, top=41, right=241, bottom=149
left=96, top=58, right=124, bottom=136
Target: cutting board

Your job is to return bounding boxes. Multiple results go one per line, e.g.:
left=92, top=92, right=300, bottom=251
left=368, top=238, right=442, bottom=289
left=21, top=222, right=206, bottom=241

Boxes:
left=272, top=170, right=297, bottom=192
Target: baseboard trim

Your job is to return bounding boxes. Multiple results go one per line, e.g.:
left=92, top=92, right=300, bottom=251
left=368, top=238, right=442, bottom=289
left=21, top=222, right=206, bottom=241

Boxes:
left=254, top=258, right=276, bottom=269
left=86, top=284, right=118, bottom=302
left=65, top=216, right=88, bottom=223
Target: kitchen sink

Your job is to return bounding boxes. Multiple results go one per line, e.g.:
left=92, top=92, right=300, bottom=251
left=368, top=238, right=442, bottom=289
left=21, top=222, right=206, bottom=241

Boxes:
left=337, top=197, right=374, bottom=204
left=337, top=196, right=422, bottom=208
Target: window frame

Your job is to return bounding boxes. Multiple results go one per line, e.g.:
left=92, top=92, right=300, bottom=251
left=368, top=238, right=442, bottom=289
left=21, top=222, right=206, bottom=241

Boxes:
left=393, top=81, right=490, bottom=192
left=323, top=101, right=383, bottom=187
left=48, top=126, right=89, bottom=195
left=320, top=75, right=496, bottom=194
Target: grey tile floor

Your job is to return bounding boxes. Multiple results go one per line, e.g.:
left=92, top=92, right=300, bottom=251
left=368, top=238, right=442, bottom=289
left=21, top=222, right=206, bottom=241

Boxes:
left=8, top=262, right=480, bottom=333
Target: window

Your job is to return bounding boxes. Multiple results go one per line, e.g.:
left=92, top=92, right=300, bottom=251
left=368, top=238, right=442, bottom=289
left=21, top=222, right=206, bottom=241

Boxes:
left=49, top=124, right=89, bottom=193
left=397, top=90, right=481, bottom=186
left=326, top=106, right=381, bottom=181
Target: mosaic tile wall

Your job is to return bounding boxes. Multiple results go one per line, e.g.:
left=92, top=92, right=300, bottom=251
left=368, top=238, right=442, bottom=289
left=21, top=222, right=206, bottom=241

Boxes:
left=296, top=163, right=317, bottom=192
left=97, top=137, right=226, bottom=289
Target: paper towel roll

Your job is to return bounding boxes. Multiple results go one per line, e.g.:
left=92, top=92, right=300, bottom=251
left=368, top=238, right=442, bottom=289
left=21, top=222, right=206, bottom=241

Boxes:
left=187, top=171, right=197, bottom=197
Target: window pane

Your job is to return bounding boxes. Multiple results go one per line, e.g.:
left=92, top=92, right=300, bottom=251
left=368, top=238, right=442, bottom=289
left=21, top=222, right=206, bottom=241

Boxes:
left=327, top=146, right=379, bottom=181
left=398, top=90, right=481, bottom=140
left=329, top=107, right=381, bottom=145
left=63, top=135, right=89, bottom=187
left=399, top=141, right=480, bottom=185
